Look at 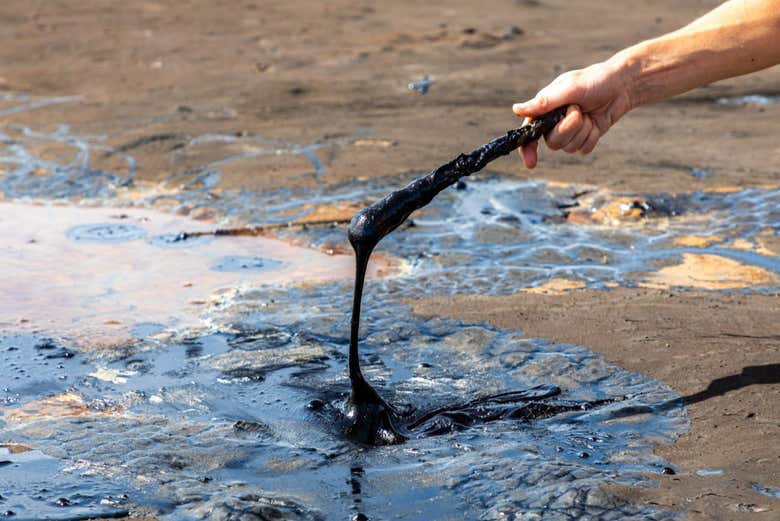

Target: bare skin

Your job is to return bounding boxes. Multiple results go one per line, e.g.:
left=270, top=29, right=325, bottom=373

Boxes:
left=514, top=0, right=780, bottom=168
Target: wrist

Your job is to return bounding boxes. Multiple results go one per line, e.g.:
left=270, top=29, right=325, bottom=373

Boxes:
left=607, top=41, right=652, bottom=110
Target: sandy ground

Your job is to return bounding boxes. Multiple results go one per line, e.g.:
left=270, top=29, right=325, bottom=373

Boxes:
left=0, top=1, right=778, bottom=520
left=0, top=0, right=778, bottom=195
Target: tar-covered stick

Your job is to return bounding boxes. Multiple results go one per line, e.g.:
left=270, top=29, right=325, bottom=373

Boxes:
left=345, top=106, right=568, bottom=445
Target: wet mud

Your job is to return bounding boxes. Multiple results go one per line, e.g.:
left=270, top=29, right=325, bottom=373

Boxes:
left=0, top=294, right=686, bottom=520
left=0, top=96, right=778, bottom=519
left=1, top=167, right=778, bottom=518
left=0, top=2, right=777, bottom=518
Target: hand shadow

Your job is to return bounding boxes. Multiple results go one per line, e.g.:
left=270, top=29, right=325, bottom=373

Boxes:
left=658, top=363, right=780, bottom=411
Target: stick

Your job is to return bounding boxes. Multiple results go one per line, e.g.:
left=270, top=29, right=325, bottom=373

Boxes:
left=168, top=218, right=351, bottom=242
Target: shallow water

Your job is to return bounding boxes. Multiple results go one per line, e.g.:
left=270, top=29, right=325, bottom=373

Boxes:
left=752, top=482, right=780, bottom=500
left=1, top=108, right=779, bottom=519
left=1, top=306, right=685, bottom=520
left=268, top=177, right=779, bottom=294
left=716, top=94, right=780, bottom=106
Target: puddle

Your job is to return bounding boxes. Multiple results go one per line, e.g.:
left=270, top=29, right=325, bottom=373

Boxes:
left=0, top=202, right=384, bottom=348
left=695, top=469, right=724, bottom=477
left=66, top=222, right=147, bottom=242
left=1, top=300, right=686, bottom=520
left=752, top=482, right=780, bottom=499
left=716, top=95, right=780, bottom=106
left=0, top=445, right=131, bottom=520
left=211, top=255, right=288, bottom=273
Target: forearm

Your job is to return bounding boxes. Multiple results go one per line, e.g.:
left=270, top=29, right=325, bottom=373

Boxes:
left=612, top=0, right=780, bottom=107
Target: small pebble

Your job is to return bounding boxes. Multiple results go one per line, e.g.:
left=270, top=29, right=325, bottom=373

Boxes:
left=577, top=451, right=590, bottom=459
left=2, top=512, right=14, bottom=517
left=661, top=467, right=676, bottom=475
left=55, top=497, right=71, bottom=506
left=352, top=514, right=369, bottom=521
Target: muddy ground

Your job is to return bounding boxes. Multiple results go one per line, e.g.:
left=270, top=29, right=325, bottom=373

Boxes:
left=0, top=0, right=778, bottom=520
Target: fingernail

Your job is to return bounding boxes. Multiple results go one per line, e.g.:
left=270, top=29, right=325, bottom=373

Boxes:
left=512, top=102, right=527, bottom=113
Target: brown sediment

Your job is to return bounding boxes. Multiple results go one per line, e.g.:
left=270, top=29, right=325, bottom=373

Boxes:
left=564, top=191, right=655, bottom=227
left=410, top=288, right=780, bottom=521
left=588, top=197, right=648, bottom=223
left=522, top=278, right=587, bottom=295
left=673, top=235, right=725, bottom=248
left=293, top=201, right=366, bottom=223
left=3, top=391, right=123, bottom=422
left=703, top=186, right=745, bottom=194
left=0, top=443, right=34, bottom=454
left=758, top=236, right=780, bottom=256
left=640, top=253, right=775, bottom=290
left=729, top=237, right=780, bottom=257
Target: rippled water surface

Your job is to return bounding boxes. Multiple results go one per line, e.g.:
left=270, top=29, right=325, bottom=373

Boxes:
left=1, top=100, right=779, bottom=520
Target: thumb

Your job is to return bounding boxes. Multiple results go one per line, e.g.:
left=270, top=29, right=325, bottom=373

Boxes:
left=513, top=84, right=574, bottom=119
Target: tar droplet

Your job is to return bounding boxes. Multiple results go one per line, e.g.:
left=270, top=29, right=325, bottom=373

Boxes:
left=55, top=497, right=71, bottom=506
left=661, top=466, right=676, bottom=475
left=2, top=511, right=15, bottom=517
left=555, top=446, right=564, bottom=452
left=577, top=452, right=590, bottom=459
left=307, top=399, right=325, bottom=411
left=352, top=514, right=369, bottom=521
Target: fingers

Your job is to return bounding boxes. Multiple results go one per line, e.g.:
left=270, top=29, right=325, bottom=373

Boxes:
left=518, top=140, right=538, bottom=169
left=579, top=126, right=601, bottom=155
left=512, top=93, right=558, bottom=119
left=542, top=106, right=601, bottom=154
left=563, top=114, right=592, bottom=153
left=545, top=105, right=582, bottom=151
left=513, top=72, right=581, bottom=119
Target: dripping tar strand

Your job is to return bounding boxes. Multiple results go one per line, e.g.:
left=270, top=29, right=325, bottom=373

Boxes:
left=345, top=107, right=568, bottom=445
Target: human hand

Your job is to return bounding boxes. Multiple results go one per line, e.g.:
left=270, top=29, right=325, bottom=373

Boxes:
left=513, top=60, right=635, bottom=168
